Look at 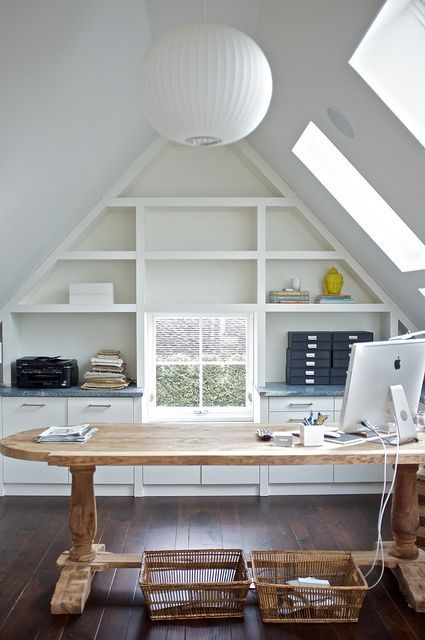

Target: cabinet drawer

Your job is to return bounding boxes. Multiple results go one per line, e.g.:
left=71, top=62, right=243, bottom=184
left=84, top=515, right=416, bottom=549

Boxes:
left=93, top=466, right=134, bottom=484
left=3, top=397, right=67, bottom=434
left=68, top=398, right=134, bottom=484
left=202, top=466, right=259, bottom=485
left=332, top=331, right=373, bottom=348
left=268, top=396, right=334, bottom=412
left=143, top=466, right=201, bottom=485
left=334, top=464, right=394, bottom=483
left=2, top=397, right=68, bottom=484
left=3, top=458, right=67, bottom=484
left=269, top=465, right=333, bottom=484
left=287, top=349, right=331, bottom=367
left=68, top=397, right=133, bottom=424
left=288, top=332, right=332, bottom=349
left=268, top=411, right=309, bottom=425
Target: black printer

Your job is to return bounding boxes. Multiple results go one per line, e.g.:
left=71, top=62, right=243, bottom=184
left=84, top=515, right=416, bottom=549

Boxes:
left=16, top=357, right=79, bottom=388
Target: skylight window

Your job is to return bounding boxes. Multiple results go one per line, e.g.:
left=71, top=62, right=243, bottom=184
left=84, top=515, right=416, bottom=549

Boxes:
left=292, top=122, right=425, bottom=272
left=350, top=0, right=425, bottom=148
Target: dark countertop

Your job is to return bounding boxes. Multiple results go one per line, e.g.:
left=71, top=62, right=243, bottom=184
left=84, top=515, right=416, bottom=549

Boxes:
left=0, top=385, right=144, bottom=398
left=257, top=383, right=345, bottom=397
left=258, top=382, right=425, bottom=405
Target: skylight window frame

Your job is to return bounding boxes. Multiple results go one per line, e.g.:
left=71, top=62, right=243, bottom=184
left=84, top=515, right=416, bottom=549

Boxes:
left=292, top=121, right=425, bottom=272
left=349, top=0, right=425, bottom=149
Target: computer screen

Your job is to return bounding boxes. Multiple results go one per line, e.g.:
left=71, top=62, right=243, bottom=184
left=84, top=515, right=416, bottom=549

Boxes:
left=339, top=339, right=425, bottom=443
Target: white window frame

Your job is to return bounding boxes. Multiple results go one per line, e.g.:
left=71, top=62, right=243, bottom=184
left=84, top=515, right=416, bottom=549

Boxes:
left=145, top=312, right=254, bottom=422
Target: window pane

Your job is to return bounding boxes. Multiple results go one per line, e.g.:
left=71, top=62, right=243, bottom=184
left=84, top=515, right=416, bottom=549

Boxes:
left=202, top=317, right=247, bottom=363
left=155, top=317, right=200, bottom=362
left=202, top=365, right=246, bottom=406
left=156, top=365, right=199, bottom=406
left=292, top=121, right=425, bottom=272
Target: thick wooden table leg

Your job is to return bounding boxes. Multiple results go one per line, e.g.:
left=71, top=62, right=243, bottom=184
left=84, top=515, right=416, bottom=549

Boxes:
left=388, top=463, right=425, bottom=611
left=354, top=464, right=425, bottom=611
left=390, top=463, right=419, bottom=560
left=51, top=465, right=97, bottom=614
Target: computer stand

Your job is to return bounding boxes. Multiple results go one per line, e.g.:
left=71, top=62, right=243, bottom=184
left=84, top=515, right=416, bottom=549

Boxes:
left=390, top=384, right=418, bottom=444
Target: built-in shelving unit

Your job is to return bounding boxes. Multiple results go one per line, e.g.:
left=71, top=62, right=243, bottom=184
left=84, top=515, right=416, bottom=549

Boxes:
left=0, top=138, right=415, bottom=396
left=0, top=137, right=419, bottom=498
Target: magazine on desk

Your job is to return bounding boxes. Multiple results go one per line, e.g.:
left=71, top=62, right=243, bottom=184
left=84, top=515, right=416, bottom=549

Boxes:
left=35, top=424, right=97, bottom=444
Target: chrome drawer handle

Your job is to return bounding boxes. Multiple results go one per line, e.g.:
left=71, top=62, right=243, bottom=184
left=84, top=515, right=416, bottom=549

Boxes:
left=87, top=403, right=112, bottom=408
left=288, top=402, right=313, bottom=407
left=22, top=403, right=46, bottom=407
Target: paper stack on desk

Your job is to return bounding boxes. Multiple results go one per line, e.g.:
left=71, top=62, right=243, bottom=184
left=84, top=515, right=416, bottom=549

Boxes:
left=35, top=424, right=97, bottom=443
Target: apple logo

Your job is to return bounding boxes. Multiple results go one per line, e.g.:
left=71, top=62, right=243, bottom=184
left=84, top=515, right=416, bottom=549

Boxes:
left=394, top=357, right=401, bottom=370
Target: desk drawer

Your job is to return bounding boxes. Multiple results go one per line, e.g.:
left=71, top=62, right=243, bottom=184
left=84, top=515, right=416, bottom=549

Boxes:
left=269, top=465, right=333, bottom=484
left=68, top=397, right=133, bottom=423
left=334, top=464, right=394, bottom=483
left=68, top=398, right=134, bottom=484
left=202, top=466, right=259, bottom=485
left=268, top=396, right=334, bottom=413
left=143, top=466, right=201, bottom=485
left=2, top=397, right=68, bottom=484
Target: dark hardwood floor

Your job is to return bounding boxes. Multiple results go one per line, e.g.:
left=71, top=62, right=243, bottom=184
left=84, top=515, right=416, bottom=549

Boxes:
left=0, top=494, right=424, bottom=640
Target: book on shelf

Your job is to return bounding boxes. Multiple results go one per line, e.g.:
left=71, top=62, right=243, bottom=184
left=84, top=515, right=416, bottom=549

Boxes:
left=270, top=290, right=310, bottom=296
left=35, top=424, right=97, bottom=443
left=269, top=290, right=310, bottom=303
left=315, top=295, right=354, bottom=303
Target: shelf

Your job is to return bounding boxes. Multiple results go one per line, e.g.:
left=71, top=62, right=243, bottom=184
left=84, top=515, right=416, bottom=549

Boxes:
left=62, top=251, right=137, bottom=260
left=265, top=303, right=390, bottom=313
left=143, top=303, right=258, bottom=313
left=265, top=251, right=343, bottom=260
left=11, top=304, right=137, bottom=313
left=143, top=251, right=258, bottom=260
left=107, top=196, right=298, bottom=207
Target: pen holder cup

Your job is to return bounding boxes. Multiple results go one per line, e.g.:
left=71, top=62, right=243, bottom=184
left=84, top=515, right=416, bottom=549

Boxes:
left=300, top=424, right=324, bottom=447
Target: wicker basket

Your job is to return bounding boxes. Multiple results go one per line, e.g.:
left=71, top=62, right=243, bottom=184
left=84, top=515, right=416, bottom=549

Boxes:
left=251, top=550, right=367, bottom=623
left=139, top=549, right=250, bottom=620
left=417, top=466, right=425, bottom=549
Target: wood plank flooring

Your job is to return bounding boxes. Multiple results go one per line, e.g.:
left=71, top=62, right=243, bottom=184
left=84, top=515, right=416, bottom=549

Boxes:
left=0, top=494, right=424, bottom=639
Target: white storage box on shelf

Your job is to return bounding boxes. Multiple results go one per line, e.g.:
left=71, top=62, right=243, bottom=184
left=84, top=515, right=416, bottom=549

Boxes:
left=69, top=282, right=114, bottom=304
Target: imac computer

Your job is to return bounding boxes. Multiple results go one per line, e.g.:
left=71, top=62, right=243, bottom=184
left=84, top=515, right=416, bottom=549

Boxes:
left=339, top=339, right=425, bottom=444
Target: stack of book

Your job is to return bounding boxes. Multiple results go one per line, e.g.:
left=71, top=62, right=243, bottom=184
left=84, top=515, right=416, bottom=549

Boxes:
left=35, top=424, right=97, bottom=444
left=81, top=348, right=131, bottom=390
left=269, top=289, right=310, bottom=303
left=315, top=294, right=354, bottom=304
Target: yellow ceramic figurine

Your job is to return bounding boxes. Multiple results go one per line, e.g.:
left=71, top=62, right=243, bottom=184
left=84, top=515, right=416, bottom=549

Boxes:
left=323, top=267, right=343, bottom=295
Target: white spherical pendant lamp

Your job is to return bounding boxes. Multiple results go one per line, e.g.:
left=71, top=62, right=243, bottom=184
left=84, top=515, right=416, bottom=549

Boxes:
left=141, top=22, right=273, bottom=146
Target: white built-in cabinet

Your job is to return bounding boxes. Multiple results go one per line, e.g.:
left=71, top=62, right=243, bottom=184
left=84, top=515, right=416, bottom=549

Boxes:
left=67, top=397, right=134, bottom=485
left=268, top=396, right=334, bottom=486
left=1, top=396, right=139, bottom=495
left=266, top=395, right=393, bottom=491
left=2, top=397, right=69, bottom=492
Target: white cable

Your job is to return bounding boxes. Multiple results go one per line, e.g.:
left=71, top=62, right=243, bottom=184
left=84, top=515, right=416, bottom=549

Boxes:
left=362, top=425, right=387, bottom=582
left=360, top=424, right=400, bottom=589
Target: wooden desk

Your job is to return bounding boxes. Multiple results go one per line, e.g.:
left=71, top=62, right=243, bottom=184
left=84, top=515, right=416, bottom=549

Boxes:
left=2, top=423, right=425, bottom=614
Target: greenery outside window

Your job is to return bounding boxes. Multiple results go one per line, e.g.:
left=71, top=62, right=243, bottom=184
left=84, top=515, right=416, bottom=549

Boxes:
left=147, top=314, right=254, bottom=421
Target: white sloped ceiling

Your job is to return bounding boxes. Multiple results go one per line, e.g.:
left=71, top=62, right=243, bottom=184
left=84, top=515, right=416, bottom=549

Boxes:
left=0, top=0, right=424, bottom=326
